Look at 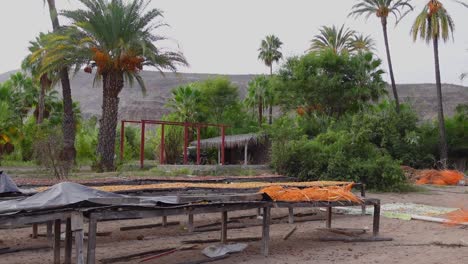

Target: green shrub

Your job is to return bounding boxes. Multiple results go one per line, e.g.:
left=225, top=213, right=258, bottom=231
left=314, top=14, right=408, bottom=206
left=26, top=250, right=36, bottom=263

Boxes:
left=272, top=130, right=405, bottom=191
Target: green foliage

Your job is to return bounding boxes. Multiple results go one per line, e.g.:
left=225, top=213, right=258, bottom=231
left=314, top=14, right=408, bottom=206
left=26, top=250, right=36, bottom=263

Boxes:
left=167, top=85, right=203, bottom=123
left=272, top=129, right=405, bottom=191
left=75, top=117, right=99, bottom=164
left=276, top=51, right=386, bottom=117
left=197, top=77, right=239, bottom=124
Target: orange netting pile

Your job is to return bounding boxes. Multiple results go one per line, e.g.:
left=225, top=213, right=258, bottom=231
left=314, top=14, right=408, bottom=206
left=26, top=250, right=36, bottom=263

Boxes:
left=415, top=170, right=465, bottom=186
left=260, top=183, right=362, bottom=203
left=446, top=208, right=468, bottom=225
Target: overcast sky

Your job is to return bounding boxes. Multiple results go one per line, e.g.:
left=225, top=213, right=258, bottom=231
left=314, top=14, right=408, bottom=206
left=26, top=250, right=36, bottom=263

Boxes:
left=0, top=0, right=467, bottom=84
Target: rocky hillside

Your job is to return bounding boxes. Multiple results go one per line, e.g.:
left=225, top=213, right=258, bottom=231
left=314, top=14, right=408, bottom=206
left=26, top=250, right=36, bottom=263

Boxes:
left=1, top=70, right=467, bottom=121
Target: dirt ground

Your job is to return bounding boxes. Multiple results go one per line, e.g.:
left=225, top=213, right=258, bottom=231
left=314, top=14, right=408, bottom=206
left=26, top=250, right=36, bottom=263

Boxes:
left=0, top=185, right=467, bottom=264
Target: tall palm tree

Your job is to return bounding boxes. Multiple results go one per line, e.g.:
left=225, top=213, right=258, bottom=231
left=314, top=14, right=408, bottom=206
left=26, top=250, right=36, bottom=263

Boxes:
left=411, top=0, right=454, bottom=168
left=258, top=35, right=283, bottom=124
left=309, top=25, right=356, bottom=54
left=349, top=0, right=414, bottom=113
left=167, top=85, right=203, bottom=123
left=44, top=0, right=76, bottom=163
left=246, top=76, right=269, bottom=125
left=42, top=0, right=187, bottom=171
left=22, top=33, right=55, bottom=124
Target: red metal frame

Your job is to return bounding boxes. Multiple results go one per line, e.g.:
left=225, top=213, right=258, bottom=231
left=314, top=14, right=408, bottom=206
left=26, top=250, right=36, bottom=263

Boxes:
left=120, top=120, right=227, bottom=168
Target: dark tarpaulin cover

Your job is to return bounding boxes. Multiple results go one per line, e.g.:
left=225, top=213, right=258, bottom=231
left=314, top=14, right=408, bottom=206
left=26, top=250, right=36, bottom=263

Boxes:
left=0, top=182, right=179, bottom=215
left=0, top=171, right=21, bottom=194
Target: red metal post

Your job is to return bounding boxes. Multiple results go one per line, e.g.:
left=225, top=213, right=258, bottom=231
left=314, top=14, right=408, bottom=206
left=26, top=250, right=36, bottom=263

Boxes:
left=120, top=120, right=125, bottom=161
left=140, top=121, right=146, bottom=169
left=183, top=123, right=188, bottom=165
left=160, top=124, right=165, bottom=164
left=221, top=126, right=225, bottom=165
left=197, top=126, right=201, bottom=165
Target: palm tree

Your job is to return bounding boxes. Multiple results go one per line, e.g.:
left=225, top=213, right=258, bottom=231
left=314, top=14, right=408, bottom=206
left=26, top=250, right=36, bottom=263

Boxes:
left=350, top=33, right=376, bottom=53
left=309, top=25, right=356, bottom=54
left=167, top=85, right=203, bottom=123
left=258, top=35, right=283, bottom=124
left=246, top=76, right=269, bottom=125
left=349, top=0, right=414, bottom=113
left=42, top=0, right=187, bottom=171
left=411, top=0, right=454, bottom=168
left=22, top=33, right=55, bottom=124
left=44, top=0, right=76, bottom=163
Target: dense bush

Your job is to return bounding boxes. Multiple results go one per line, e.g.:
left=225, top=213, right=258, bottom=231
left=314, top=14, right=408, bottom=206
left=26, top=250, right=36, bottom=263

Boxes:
left=272, top=129, right=405, bottom=191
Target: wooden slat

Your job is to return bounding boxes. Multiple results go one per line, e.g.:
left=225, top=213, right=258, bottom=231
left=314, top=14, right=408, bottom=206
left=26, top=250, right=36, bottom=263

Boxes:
left=220, top=211, right=228, bottom=244
left=86, top=217, right=97, bottom=264
left=262, top=207, right=270, bottom=257
left=64, top=218, right=72, bottom=264
left=53, top=219, right=61, bottom=264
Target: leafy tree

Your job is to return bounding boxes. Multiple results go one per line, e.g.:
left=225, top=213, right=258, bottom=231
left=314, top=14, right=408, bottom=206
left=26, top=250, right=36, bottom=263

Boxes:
left=42, top=0, right=187, bottom=171
left=246, top=76, right=269, bottom=125
left=309, top=25, right=356, bottom=54
left=167, top=85, right=203, bottom=123
left=411, top=0, right=454, bottom=168
left=258, top=35, right=283, bottom=124
left=44, top=0, right=76, bottom=164
left=276, top=51, right=386, bottom=117
left=197, top=78, right=239, bottom=124
left=349, top=0, right=414, bottom=113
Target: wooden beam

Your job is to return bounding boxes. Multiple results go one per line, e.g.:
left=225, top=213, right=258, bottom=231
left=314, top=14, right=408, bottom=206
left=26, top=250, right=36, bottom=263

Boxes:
left=64, top=218, right=72, bottom=264
left=373, top=203, right=380, bottom=236
left=220, top=211, right=228, bottom=244
left=47, top=221, right=53, bottom=245
left=162, top=216, right=167, bottom=227
left=53, top=219, right=61, bottom=264
left=244, top=143, right=248, bottom=165
left=120, top=221, right=179, bottom=231
left=86, top=216, right=97, bottom=264
left=262, top=207, right=270, bottom=257
left=288, top=207, right=294, bottom=224
left=32, top=224, right=38, bottom=239
left=181, top=237, right=261, bottom=244
left=283, top=226, right=297, bottom=240
left=71, top=213, right=84, bottom=264
left=187, top=214, right=194, bottom=233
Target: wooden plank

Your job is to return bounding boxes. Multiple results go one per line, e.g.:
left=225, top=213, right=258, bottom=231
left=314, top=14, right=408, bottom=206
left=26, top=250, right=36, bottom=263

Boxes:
left=0, top=245, right=50, bottom=255
left=283, top=226, right=297, bottom=240
left=262, top=207, right=270, bottom=257
left=181, top=237, right=261, bottom=244
left=195, top=219, right=239, bottom=229
left=47, top=221, right=53, bottom=245
left=100, top=248, right=176, bottom=264
left=318, top=236, right=393, bottom=242
left=317, top=228, right=368, bottom=237
left=74, top=230, right=84, bottom=264
left=176, top=255, right=230, bottom=264
left=326, top=207, right=332, bottom=229
left=288, top=207, right=294, bottom=224
left=86, top=216, right=97, bottom=264
left=162, top=216, right=167, bottom=227
left=220, top=211, right=228, bottom=244
left=64, top=218, right=72, bottom=264
left=53, top=219, right=61, bottom=264
left=120, top=221, right=179, bottom=231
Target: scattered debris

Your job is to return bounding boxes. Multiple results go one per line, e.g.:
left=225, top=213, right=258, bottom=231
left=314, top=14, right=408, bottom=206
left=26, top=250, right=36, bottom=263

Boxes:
left=100, top=245, right=197, bottom=264
left=318, top=236, right=393, bottom=242
left=283, top=226, right=297, bottom=240
left=202, top=243, right=247, bottom=258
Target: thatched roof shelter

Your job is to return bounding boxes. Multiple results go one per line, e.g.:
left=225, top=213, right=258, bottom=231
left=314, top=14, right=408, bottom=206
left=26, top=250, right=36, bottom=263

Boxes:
left=190, top=133, right=260, bottom=149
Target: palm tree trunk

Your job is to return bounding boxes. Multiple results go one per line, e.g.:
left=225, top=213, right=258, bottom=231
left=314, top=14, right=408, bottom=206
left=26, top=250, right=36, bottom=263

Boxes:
left=258, top=97, right=263, bottom=125
left=381, top=17, right=401, bottom=113
left=432, top=37, right=449, bottom=168
left=268, top=65, right=273, bottom=124
left=97, top=72, right=124, bottom=171
left=47, top=0, right=76, bottom=163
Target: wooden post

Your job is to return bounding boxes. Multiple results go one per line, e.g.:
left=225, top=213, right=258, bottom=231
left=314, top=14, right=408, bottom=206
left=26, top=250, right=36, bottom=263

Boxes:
left=120, top=120, right=125, bottom=161
left=262, top=207, right=270, bottom=257
left=140, top=121, right=146, bottom=169
left=187, top=214, right=194, bottom=233
left=373, top=203, right=380, bottom=237
left=288, top=207, right=294, bottom=224
left=361, top=184, right=366, bottom=215
left=244, top=143, right=248, bottom=165
left=64, top=218, right=72, bottom=264
left=162, top=216, right=167, bottom=227
left=326, top=207, right=332, bottom=228
left=183, top=123, right=188, bottom=165
left=160, top=124, right=165, bottom=164
left=32, top=224, right=38, bottom=239
left=197, top=126, right=201, bottom=165
left=221, top=126, right=225, bottom=165
left=47, top=221, right=53, bottom=245
left=54, top=219, right=61, bottom=264
left=87, top=216, right=98, bottom=264
left=217, top=148, right=221, bottom=164
left=71, top=213, right=84, bottom=264
left=221, top=211, right=228, bottom=244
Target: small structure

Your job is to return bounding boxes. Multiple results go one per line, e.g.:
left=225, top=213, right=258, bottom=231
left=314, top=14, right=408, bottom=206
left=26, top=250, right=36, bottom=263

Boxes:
left=190, top=133, right=269, bottom=165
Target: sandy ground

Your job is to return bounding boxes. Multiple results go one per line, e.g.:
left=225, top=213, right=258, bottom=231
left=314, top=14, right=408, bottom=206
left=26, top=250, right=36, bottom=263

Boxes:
left=0, top=186, right=467, bottom=264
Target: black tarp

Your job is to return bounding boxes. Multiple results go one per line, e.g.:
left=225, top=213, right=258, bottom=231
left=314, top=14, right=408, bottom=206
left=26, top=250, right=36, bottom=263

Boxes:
left=0, top=182, right=179, bottom=215
left=0, top=171, right=21, bottom=194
